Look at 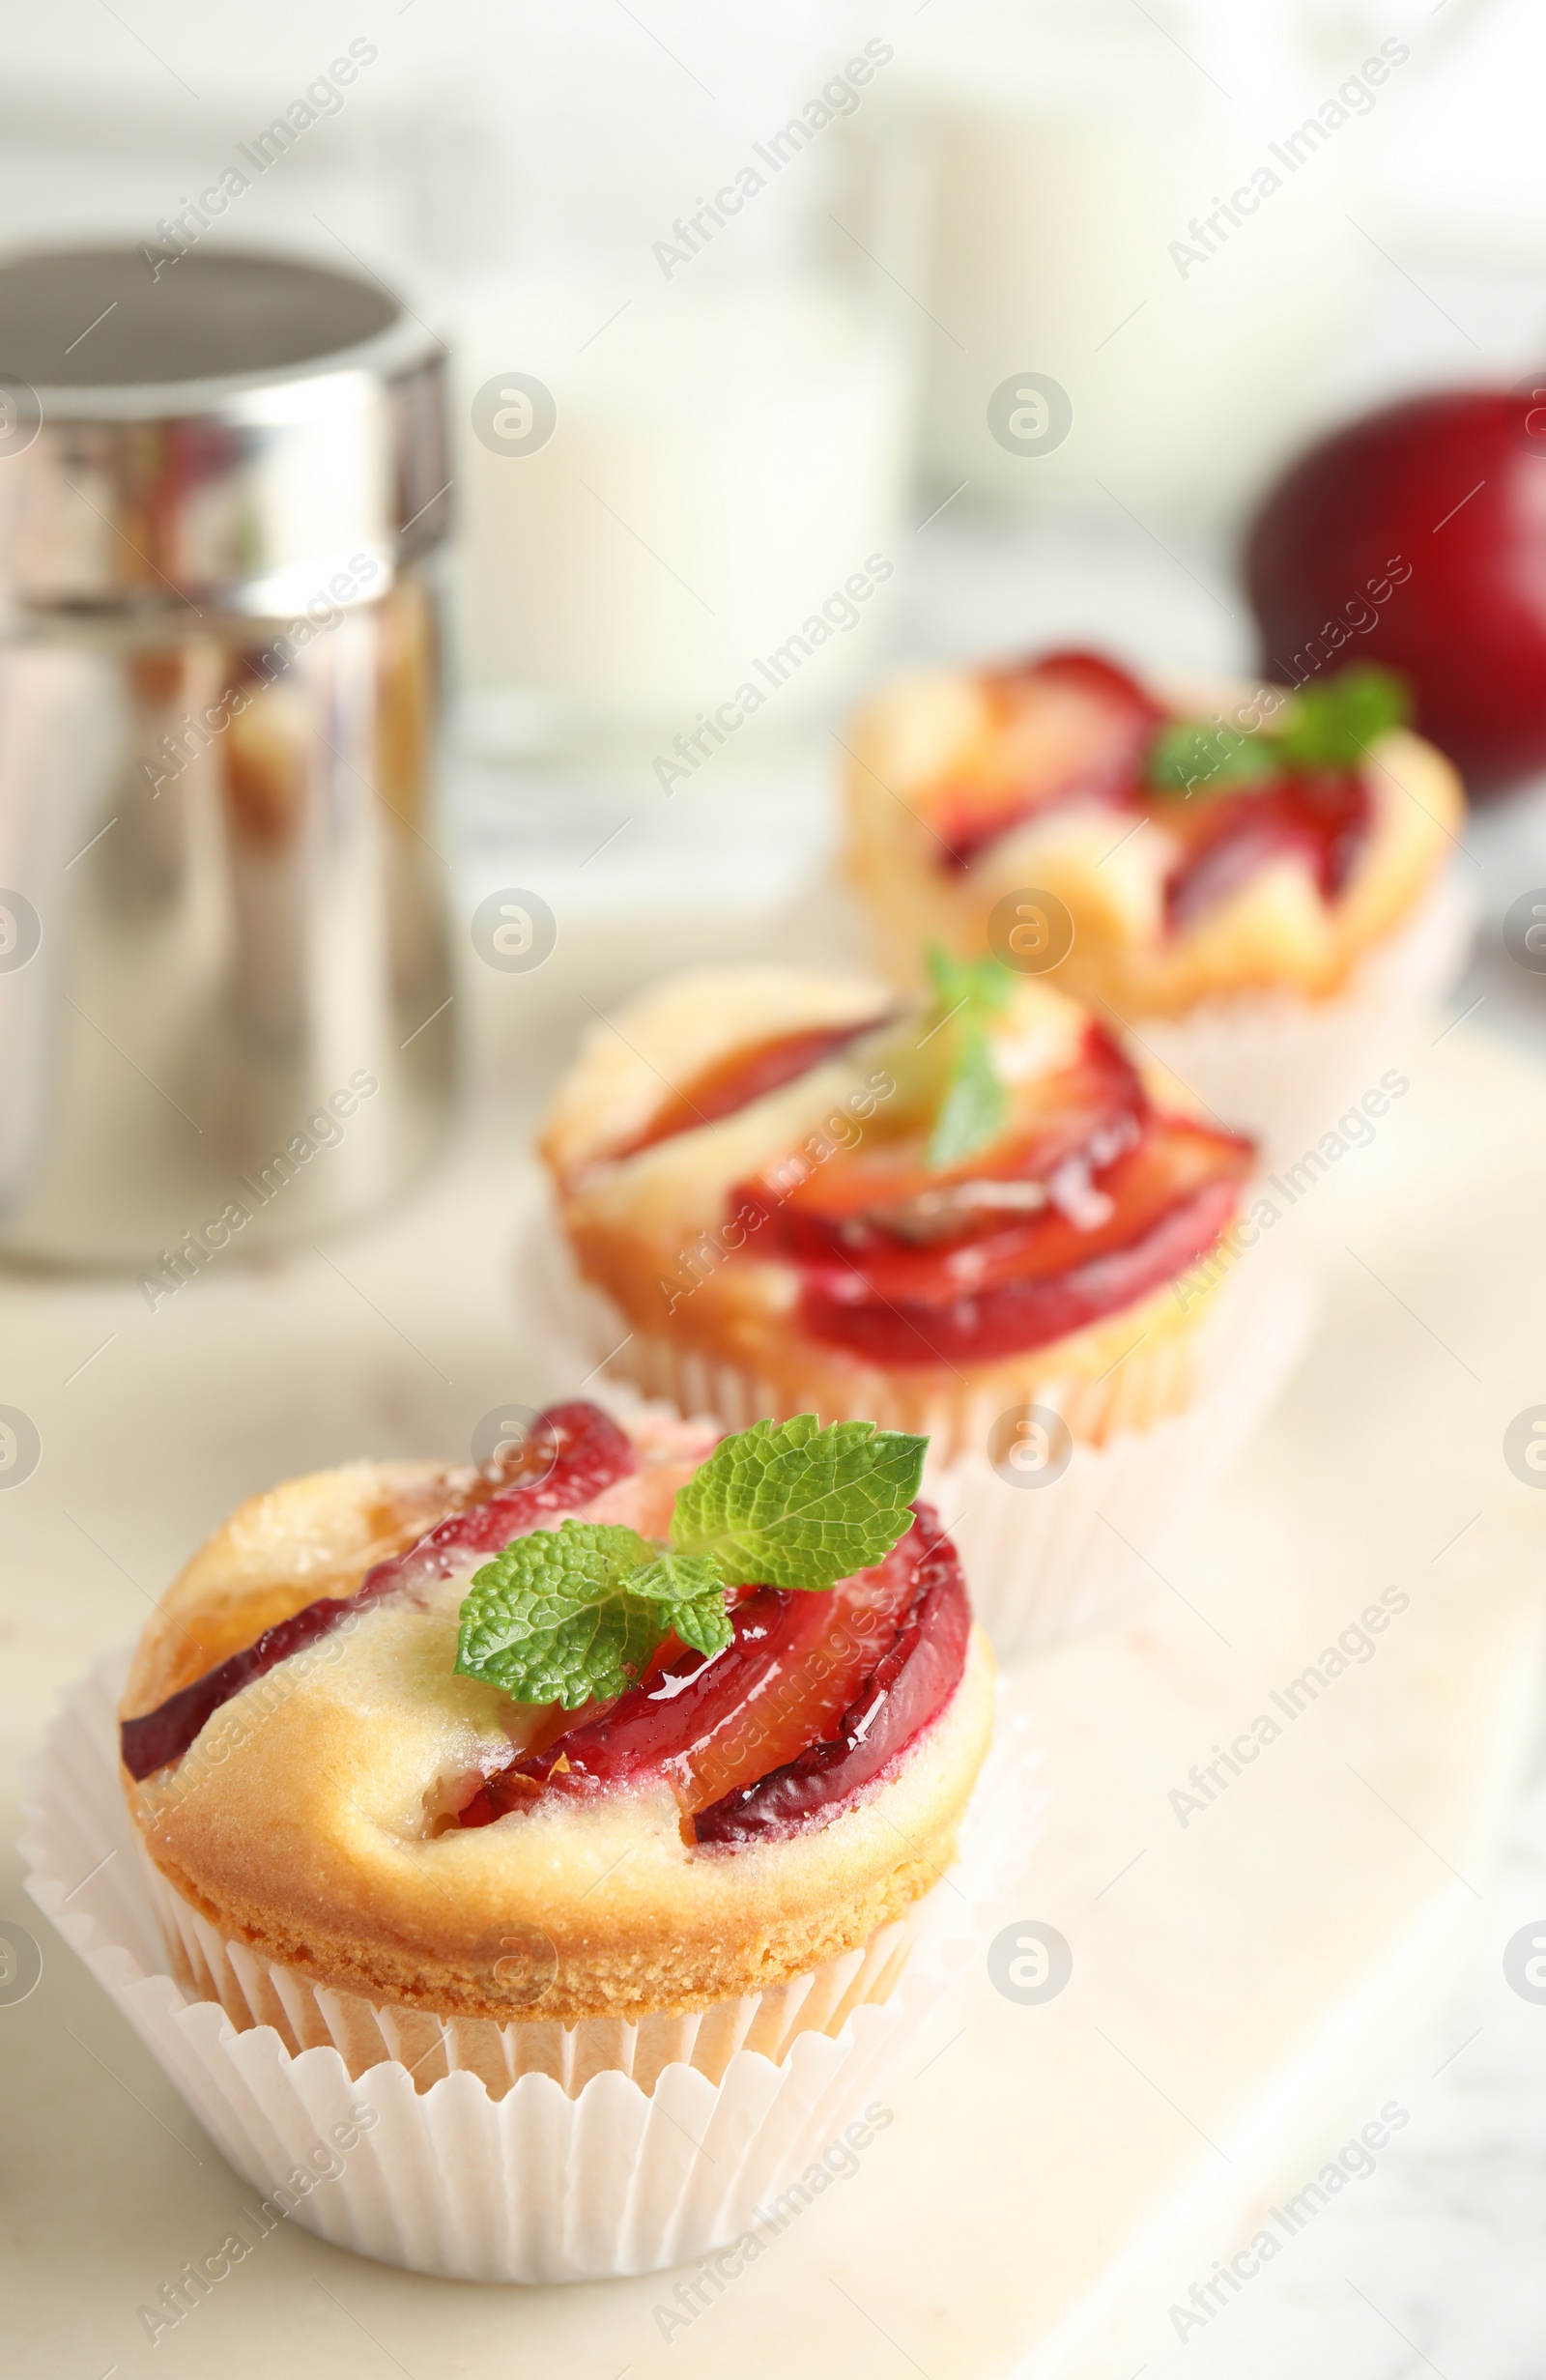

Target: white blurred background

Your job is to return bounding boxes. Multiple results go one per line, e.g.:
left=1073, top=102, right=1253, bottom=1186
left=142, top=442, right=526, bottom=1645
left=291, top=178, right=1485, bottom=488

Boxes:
left=3, top=0, right=1543, bottom=917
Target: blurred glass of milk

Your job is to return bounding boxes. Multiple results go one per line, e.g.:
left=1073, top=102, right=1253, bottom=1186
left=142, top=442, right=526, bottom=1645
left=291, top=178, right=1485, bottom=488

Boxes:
left=456, top=274, right=911, bottom=755
left=902, top=0, right=1389, bottom=521
left=403, top=36, right=917, bottom=760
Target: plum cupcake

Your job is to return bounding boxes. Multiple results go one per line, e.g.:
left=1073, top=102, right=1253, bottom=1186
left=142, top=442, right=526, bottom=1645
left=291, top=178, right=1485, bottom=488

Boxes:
left=71, top=1401, right=998, bottom=2280
left=841, top=649, right=1470, bottom=1163
left=534, top=958, right=1313, bottom=1648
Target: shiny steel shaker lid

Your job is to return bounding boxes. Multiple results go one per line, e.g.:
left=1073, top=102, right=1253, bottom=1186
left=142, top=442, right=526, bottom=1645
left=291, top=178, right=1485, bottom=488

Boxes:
left=0, top=246, right=449, bottom=617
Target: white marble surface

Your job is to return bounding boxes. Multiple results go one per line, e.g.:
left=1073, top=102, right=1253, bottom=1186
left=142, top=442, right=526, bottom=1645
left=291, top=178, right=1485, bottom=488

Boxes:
left=1143, top=1733, right=1546, bottom=2380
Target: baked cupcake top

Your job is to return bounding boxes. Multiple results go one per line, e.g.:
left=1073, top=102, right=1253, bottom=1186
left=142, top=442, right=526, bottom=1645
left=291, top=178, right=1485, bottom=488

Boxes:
left=545, top=956, right=1252, bottom=1384
left=120, top=1402, right=992, bottom=2022
left=844, top=650, right=1463, bottom=1011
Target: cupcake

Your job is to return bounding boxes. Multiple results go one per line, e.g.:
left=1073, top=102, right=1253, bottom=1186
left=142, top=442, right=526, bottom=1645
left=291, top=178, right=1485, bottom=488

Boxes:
left=535, top=959, right=1314, bottom=1648
left=105, top=1398, right=996, bottom=2279
left=841, top=649, right=1471, bottom=1163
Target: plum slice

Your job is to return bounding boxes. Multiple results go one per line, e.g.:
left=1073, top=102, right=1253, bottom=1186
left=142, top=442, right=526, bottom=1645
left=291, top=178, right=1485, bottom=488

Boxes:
left=458, top=1509, right=969, bottom=1843
left=926, top=648, right=1161, bottom=871
left=695, top=1509, right=970, bottom=1847
left=602, top=1015, right=892, bottom=1168
left=731, top=1023, right=1251, bottom=1367
left=119, top=1401, right=637, bottom=1782
left=1161, top=768, right=1371, bottom=930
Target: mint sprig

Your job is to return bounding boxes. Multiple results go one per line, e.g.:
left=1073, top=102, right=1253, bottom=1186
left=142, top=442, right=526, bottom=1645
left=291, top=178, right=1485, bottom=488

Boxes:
left=454, top=1520, right=716, bottom=1709
left=672, top=1415, right=927, bottom=1589
left=1148, top=718, right=1277, bottom=795
left=929, top=1026, right=1007, bottom=1168
left=1274, top=664, right=1410, bottom=765
left=454, top=1416, right=927, bottom=1708
left=925, top=946, right=1014, bottom=1022
left=923, top=943, right=1012, bottom=1170
left=623, top=1550, right=731, bottom=1656
left=1148, top=663, right=1410, bottom=798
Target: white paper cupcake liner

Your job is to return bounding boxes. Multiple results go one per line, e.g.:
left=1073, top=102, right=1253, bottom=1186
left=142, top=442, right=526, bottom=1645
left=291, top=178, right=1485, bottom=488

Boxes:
left=1139, top=870, right=1474, bottom=1168
left=522, top=1207, right=1207, bottom=1460
left=921, top=1231, right=1315, bottom=1652
left=136, top=1845, right=931, bottom=2101
left=523, top=1215, right=1316, bottom=1657
left=20, top=1651, right=1041, bottom=2284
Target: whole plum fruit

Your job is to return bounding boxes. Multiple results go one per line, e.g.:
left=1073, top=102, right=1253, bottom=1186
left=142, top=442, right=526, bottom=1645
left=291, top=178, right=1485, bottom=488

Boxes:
left=1245, top=383, right=1546, bottom=796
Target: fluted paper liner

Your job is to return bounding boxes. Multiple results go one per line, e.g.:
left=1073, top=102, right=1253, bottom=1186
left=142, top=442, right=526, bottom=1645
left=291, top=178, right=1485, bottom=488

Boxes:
left=138, top=1847, right=930, bottom=2099
left=526, top=1218, right=1317, bottom=1658
left=21, top=1654, right=1039, bottom=2283
left=923, top=1234, right=1315, bottom=1651
left=1140, top=870, right=1474, bottom=1171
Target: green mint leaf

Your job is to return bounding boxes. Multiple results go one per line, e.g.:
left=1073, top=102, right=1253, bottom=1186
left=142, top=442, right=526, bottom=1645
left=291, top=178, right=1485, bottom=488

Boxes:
left=671, top=1414, right=927, bottom=1591
left=1274, top=664, right=1410, bottom=766
left=922, top=943, right=1013, bottom=1171
left=1148, top=719, right=1276, bottom=797
left=926, top=1021, right=1008, bottom=1166
left=451, top=1420, right=929, bottom=1708
left=1148, top=664, right=1412, bottom=797
left=624, top=1549, right=733, bottom=1660
left=456, top=1519, right=673, bottom=1708
left=925, top=943, right=1014, bottom=1017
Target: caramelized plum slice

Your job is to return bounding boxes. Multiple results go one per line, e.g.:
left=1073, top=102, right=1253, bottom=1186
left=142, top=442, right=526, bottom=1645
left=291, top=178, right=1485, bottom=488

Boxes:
left=604, top=1015, right=891, bottom=1166
left=460, top=1515, right=953, bottom=1829
left=1162, top=768, right=1371, bottom=930
left=731, top=1015, right=1251, bottom=1365
left=927, top=649, right=1160, bottom=871
left=696, top=1509, right=969, bottom=1846
left=783, top=1118, right=1248, bottom=1309
left=792, top=1142, right=1246, bottom=1365
left=756, top=1024, right=1147, bottom=1248
left=120, top=1401, right=637, bottom=1781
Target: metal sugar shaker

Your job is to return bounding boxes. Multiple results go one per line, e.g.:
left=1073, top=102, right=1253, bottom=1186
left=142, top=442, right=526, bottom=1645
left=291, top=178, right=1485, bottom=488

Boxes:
left=0, top=245, right=457, bottom=1271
